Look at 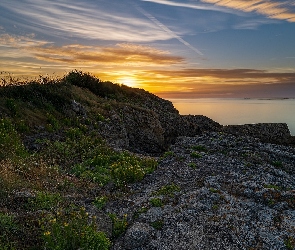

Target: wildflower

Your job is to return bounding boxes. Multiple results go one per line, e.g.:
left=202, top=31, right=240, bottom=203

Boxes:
left=44, top=231, right=51, bottom=236
left=50, top=218, right=56, bottom=224
left=64, top=222, right=69, bottom=227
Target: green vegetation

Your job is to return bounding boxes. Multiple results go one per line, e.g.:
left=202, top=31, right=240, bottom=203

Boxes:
left=93, top=196, right=108, bottom=210
left=41, top=206, right=110, bottom=250
left=0, top=71, right=159, bottom=249
left=150, top=198, right=163, bottom=207
left=133, top=206, right=149, bottom=219
left=0, top=213, right=18, bottom=250
left=163, top=151, right=174, bottom=158
left=189, top=163, right=197, bottom=169
left=191, top=145, right=207, bottom=152
left=28, top=191, right=62, bottom=211
left=150, top=220, right=164, bottom=230
left=264, top=184, right=281, bottom=190
left=108, top=213, right=128, bottom=238
left=154, top=183, right=181, bottom=197
left=190, top=152, right=202, bottom=159
left=272, top=161, right=283, bottom=168
left=284, top=236, right=295, bottom=250
left=209, top=188, right=219, bottom=193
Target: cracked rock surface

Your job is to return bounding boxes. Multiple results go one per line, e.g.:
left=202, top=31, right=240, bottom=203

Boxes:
left=105, top=132, right=295, bottom=250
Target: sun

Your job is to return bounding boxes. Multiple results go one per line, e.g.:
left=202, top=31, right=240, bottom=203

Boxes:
left=119, top=77, right=137, bottom=88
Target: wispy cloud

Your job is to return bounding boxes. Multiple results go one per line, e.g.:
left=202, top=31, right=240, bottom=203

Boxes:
left=0, top=0, right=173, bottom=42
left=0, top=34, right=184, bottom=70
left=200, top=0, right=295, bottom=22
left=141, top=0, right=236, bottom=14
left=136, top=5, right=203, bottom=55
left=142, top=0, right=295, bottom=22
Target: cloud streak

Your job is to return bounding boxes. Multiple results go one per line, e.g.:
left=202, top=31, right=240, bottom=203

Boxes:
left=0, top=34, right=184, bottom=68
left=0, top=0, right=173, bottom=42
left=142, top=0, right=295, bottom=22
left=201, top=0, right=295, bottom=22
left=136, top=5, right=203, bottom=55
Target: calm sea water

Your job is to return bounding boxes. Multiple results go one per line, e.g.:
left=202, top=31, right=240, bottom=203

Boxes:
left=170, top=98, right=295, bottom=135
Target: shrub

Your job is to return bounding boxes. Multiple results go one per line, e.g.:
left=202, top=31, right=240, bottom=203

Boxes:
left=28, top=192, right=62, bottom=211
left=41, top=207, right=110, bottom=250
left=0, top=213, right=18, bottom=250
left=93, top=196, right=108, bottom=210
left=0, top=118, right=27, bottom=160
left=108, top=213, right=128, bottom=238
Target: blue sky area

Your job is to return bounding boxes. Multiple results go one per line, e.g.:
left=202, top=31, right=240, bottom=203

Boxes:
left=0, top=0, right=295, bottom=98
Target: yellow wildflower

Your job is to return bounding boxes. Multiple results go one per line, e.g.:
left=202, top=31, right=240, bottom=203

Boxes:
left=44, top=231, right=51, bottom=236
left=64, top=222, right=69, bottom=227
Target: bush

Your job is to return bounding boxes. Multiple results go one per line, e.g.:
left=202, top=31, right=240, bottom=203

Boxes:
left=41, top=207, right=110, bottom=250
left=108, top=213, right=127, bottom=238
left=0, top=118, right=27, bottom=160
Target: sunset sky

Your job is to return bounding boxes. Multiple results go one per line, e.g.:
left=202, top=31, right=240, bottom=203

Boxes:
left=0, top=0, right=295, bottom=98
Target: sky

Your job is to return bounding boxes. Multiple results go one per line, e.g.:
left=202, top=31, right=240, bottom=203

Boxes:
left=0, top=0, right=295, bottom=98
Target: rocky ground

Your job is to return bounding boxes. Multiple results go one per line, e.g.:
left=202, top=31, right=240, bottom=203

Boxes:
left=103, top=132, right=295, bottom=250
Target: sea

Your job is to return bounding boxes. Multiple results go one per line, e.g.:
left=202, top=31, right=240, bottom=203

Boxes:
left=170, top=98, right=295, bottom=136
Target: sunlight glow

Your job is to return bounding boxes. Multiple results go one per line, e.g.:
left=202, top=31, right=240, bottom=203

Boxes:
left=119, top=77, right=137, bottom=88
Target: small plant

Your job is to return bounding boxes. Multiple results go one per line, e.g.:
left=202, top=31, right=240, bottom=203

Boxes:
left=108, top=213, right=128, bottom=238
left=189, top=163, right=197, bottom=169
left=41, top=206, right=110, bottom=250
left=93, top=196, right=108, bottom=210
left=28, top=191, right=62, bottom=211
left=155, top=183, right=181, bottom=197
left=133, top=206, right=148, bottom=219
left=0, top=118, right=28, bottom=160
left=0, top=213, right=18, bottom=250
left=190, top=152, right=202, bottom=159
left=150, top=220, right=164, bottom=230
left=163, top=151, right=174, bottom=158
left=284, top=236, right=295, bottom=250
left=46, top=113, right=60, bottom=131
left=264, top=184, right=281, bottom=190
left=150, top=198, right=163, bottom=207
left=209, top=188, right=219, bottom=193
left=212, top=204, right=219, bottom=210
left=5, top=98, right=18, bottom=116
left=191, top=145, right=207, bottom=152
left=66, top=127, right=83, bottom=140
left=272, top=161, right=283, bottom=168
left=95, top=113, right=105, bottom=122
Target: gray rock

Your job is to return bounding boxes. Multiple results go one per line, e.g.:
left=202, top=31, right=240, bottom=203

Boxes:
left=124, top=222, right=154, bottom=249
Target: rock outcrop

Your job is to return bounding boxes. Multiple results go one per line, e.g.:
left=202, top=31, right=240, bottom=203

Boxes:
left=106, top=132, right=295, bottom=249
left=223, top=123, right=292, bottom=145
